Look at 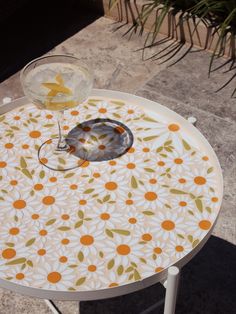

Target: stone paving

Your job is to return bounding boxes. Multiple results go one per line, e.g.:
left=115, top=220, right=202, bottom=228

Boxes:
left=0, top=17, right=235, bottom=314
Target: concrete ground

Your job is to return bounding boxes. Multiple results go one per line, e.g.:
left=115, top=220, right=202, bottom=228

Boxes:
left=0, top=17, right=235, bottom=314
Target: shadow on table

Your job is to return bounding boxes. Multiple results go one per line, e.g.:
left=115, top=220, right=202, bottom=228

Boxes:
left=80, top=236, right=236, bottom=314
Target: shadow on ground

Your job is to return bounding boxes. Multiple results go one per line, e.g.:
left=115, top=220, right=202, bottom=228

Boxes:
left=80, top=236, right=236, bottom=314
left=0, top=0, right=103, bottom=82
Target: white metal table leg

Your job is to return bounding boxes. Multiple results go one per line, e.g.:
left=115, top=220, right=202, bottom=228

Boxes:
left=163, top=266, right=180, bottom=314
left=44, top=300, right=61, bottom=314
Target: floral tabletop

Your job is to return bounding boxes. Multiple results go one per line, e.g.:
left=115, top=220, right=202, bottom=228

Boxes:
left=0, top=94, right=222, bottom=295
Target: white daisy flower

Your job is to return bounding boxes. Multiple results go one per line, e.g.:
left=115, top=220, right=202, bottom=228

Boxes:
left=26, top=221, right=58, bottom=245
left=0, top=172, right=26, bottom=192
left=134, top=184, right=168, bottom=210
left=87, top=101, right=115, bottom=118
left=89, top=204, right=123, bottom=230
left=1, top=242, right=32, bottom=262
left=78, top=257, right=104, bottom=280
left=50, top=245, right=75, bottom=265
left=121, top=211, right=145, bottom=231
left=68, top=225, right=105, bottom=257
left=95, top=173, right=128, bottom=199
left=0, top=190, right=35, bottom=220
left=0, top=221, right=28, bottom=242
left=135, top=142, right=157, bottom=160
left=32, top=187, right=68, bottom=215
left=192, top=152, right=211, bottom=164
left=150, top=211, right=185, bottom=240
left=0, top=156, right=18, bottom=177
left=4, top=265, right=34, bottom=287
left=31, top=242, right=55, bottom=265
left=0, top=139, right=18, bottom=157
left=33, top=262, right=74, bottom=290
left=81, top=279, right=104, bottom=291
left=17, top=123, right=52, bottom=147
left=171, top=195, right=195, bottom=214
left=68, top=190, right=96, bottom=212
left=166, top=237, right=192, bottom=259
left=5, top=109, right=28, bottom=126
left=185, top=168, right=216, bottom=195
left=134, top=120, right=183, bottom=153
left=170, top=173, right=189, bottom=190
left=143, top=240, right=169, bottom=260
left=185, top=211, right=214, bottom=239
left=102, top=235, right=142, bottom=267
left=116, top=154, right=148, bottom=179
left=165, top=151, right=193, bottom=173
left=204, top=193, right=220, bottom=212
left=141, top=256, right=171, bottom=278
left=99, top=270, right=129, bottom=288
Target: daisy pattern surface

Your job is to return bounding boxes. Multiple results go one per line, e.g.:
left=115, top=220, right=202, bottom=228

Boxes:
left=0, top=95, right=222, bottom=296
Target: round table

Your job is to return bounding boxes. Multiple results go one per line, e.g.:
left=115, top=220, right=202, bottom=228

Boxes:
left=0, top=89, right=223, bottom=307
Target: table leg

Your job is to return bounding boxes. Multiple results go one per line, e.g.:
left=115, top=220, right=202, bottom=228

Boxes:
left=44, top=300, right=62, bottom=314
left=163, top=266, right=180, bottom=314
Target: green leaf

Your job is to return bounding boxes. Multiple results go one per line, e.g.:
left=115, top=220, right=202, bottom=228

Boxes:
left=142, top=211, right=155, bottom=216
left=76, top=277, right=86, bottom=286
left=77, top=251, right=84, bottom=262
left=131, top=176, right=138, bottom=189
left=182, top=139, right=191, bottom=151
left=5, top=242, right=14, bottom=247
left=39, top=170, right=45, bottom=179
left=0, top=116, right=5, bottom=122
left=111, top=229, right=130, bottom=236
left=207, top=167, right=214, bottom=174
left=58, top=158, right=66, bottom=165
left=21, top=169, right=32, bottom=179
left=103, top=195, right=110, bottom=202
left=134, top=269, right=141, bottom=281
left=188, top=210, right=194, bottom=215
left=11, top=126, right=19, bottom=130
left=125, top=266, right=134, bottom=273
left=131, top=262, right=137, bottom=268
left=188, top=235, right=193, bottom=243
left=195, top=199, right=203, bottom=212
left=105, top=229, right=113, bottom=238
left=43, top=124, right=55, bottom=127
left=64, top=172, right=75, bottom=178
left=46, top=219, right=56, bottom=226
left=143, top=136, right=158, bottom=141
left=99, top=251, right=104, bottom=258
left=113, top=113, right=121, bottom=118
left=83, top=188, right=94, bottom=194
left=117, top=265, right=124, bottom=276
left=74, top=220, right=83, bottom=228
left=192, top=239, right=199, bottom=248
left=69, top=264, right=78, bottom=268
left=58, top=226, right=71, bottom=231
left=170, top=189, right=187, bottom=195
left=140, top=258, right=147, bottom=264
left=68, top=287, right=76, bottom=291
left=110, top=100, right=125, bottom=106
left=6, top=258, right=26, bottom=265
left=107, top=259, right=115, bottom=270
left=177, top=234, right=185, bottom=239
left=164, top=140, right=172, bottom=146
left=143, top=116, right=158, bottom=122
left=152, top=253, right=157, bottom=260
left=156, top=146, right=163, bottom=153
left=78, top=210, right=84, bottom=219
left=20, top=157, right=27, bottom=169
left=25, top=238, right=36, bottom=247
left=206, top=206, right=212, bottom=213
left=144, top=167, right=155, bottom=173
left=128, top=273, right=134, bottom=280
left=27, top=260, right=33, bottom=267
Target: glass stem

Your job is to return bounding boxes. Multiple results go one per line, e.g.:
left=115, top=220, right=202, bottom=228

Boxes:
left=56, top=110, right=69, bottom=151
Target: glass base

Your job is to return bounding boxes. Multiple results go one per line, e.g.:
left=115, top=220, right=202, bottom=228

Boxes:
left=38, top=138, right=85, bottom=171
left=66, top=118, right=134, bottom=162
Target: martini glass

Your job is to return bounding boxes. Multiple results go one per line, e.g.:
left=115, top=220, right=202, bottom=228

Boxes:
left=20, top=55, right=93, bottom=171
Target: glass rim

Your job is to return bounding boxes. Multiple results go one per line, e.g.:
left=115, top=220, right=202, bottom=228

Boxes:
left=20, top=54, right=93, bottom=100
